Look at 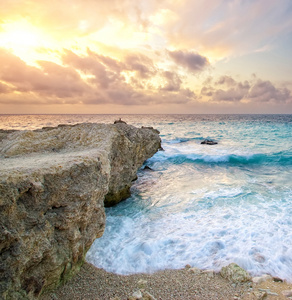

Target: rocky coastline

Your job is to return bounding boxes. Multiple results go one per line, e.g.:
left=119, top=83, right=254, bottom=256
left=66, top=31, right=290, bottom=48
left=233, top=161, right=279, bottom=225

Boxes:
left=0, top=122, right=161, bottom=299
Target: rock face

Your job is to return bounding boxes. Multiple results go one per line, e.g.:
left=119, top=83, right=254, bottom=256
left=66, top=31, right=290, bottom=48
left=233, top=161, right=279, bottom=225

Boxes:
left=0, top=123, right=161, bottom=300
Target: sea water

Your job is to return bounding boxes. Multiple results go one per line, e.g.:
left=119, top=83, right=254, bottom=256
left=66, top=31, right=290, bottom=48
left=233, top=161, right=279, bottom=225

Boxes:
left=1, top=114, right=292, bottom=280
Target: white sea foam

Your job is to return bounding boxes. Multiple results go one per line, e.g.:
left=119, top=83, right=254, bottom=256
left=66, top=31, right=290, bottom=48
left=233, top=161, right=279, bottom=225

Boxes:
left=87, top=196, right=292, bottom=279
left=86, top=114, right=292, bottom=281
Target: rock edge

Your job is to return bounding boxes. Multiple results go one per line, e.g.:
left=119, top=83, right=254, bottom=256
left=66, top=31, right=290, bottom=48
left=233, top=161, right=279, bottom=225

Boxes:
left=0, top=122, right=161, bottom=299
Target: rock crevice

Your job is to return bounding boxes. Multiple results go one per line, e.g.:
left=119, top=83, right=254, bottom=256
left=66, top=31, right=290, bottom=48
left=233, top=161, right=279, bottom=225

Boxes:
left=0, top=123, right=161, bottom=299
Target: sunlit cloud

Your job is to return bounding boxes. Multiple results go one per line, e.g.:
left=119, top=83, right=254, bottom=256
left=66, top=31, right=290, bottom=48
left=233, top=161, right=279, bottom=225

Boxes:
left=0, top=0, right=291, bottom=113
left=201, top=75, right=291, bottom=104
left=168, top=50, right=209, bottom=73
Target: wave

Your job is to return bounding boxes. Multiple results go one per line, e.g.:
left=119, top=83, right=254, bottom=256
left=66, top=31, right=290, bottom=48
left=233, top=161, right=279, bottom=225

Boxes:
left=155, top=152, right=292, bottom=166
left=164, top=137, right=203, bottom=144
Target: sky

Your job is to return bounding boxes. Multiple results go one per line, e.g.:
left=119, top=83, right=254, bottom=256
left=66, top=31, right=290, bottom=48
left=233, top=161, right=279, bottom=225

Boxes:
left=0, top=0, right=292, bottom=114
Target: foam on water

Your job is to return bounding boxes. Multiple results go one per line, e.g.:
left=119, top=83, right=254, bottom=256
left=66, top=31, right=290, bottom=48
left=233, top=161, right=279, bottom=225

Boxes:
left=86, top=114, right=292, bottom=281
left=87, top=182, right=292, bottom=278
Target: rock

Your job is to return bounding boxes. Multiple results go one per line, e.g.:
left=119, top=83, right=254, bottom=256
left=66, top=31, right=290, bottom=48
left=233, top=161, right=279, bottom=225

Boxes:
left=252, top=274, right=273, bottom=284
left=132, top=290, right=143, bottom=299
left=273, top=276, right=283, bottom=282
left=0, top=123, right=161, bottom=299
left=114, top=118, right=127, bottom=124
left=104, top=123, right=161, bottom=207
left=202, top=270, right=215, bottom=278
left=143, top=166, right=153, bottom=171
left=258, top=288, right=279, bottom=296
left=282, top=290, right=292, bottom=297
left=188, top=267, right=201, bottom=275
left=220, top=263, right=252, bottom=283
left=252, top=290, right=267, bottom=299
left=201, top=139, right=218, bottom=145
left=142, top=291, right=157, bottom=300
left=137, top=279, right=148, bottom=289
left=141, top=126, right=159, bottom=135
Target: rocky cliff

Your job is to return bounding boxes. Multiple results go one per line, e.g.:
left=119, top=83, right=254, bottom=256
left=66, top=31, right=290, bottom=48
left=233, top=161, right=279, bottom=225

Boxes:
left=0, top=123, right=161, bottom=300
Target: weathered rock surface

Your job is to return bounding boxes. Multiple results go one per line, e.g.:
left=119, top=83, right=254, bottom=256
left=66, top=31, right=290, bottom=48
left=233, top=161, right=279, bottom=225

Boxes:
left=0, top=123, right=161, bottom=299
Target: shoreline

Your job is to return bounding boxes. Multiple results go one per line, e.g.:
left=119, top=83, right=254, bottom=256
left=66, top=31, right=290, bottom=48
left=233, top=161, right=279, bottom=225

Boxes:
left=41, top=262, right=292, bottom=300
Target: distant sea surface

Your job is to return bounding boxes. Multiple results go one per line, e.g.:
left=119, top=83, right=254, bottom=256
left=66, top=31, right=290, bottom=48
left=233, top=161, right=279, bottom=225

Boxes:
left=1, top=114, right=292, bottom=281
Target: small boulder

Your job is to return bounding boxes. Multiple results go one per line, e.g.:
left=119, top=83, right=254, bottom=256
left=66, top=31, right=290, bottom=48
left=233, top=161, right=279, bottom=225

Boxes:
left=143, top=166, right=153, bottom=171
left=273, top=276, right=283, bottom=282
left=201, top=139, right=218, bottom=145
left=220, top=263, right=251, bottom=283
left=202, top=270, right=215, bottom=278
left=114, top=118, right=127, bottom=124
left=188, top=267, right=201, bottom=275
left=131, top=290, right=143, bottom=299
left=252, top=291, right=267, bottom=300
left=252, top=274, right=273, bottom=284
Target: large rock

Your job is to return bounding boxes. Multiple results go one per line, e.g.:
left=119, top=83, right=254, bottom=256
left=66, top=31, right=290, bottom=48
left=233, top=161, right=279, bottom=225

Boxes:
left=0, top=123, right=161, bottom=299
left=220, top=263, right=251, bottom=283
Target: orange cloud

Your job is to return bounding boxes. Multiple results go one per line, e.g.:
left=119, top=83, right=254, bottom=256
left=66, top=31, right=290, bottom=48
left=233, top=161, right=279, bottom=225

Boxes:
left=201, top=76, right=291, bottom=103
left=0, top=48, right=197, bottom=107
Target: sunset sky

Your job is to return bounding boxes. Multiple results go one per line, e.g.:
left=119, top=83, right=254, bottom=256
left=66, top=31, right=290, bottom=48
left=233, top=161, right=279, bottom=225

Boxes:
left=0, top=0, right=292, bottom=114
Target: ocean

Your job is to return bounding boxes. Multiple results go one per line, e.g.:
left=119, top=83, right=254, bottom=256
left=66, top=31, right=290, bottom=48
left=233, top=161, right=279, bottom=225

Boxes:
left=1, top=114, right=292, bottom=281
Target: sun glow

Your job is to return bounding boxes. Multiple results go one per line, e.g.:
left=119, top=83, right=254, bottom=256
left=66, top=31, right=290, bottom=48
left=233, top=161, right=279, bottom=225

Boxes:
left=1, top=20, right=42, bottom=46
left=0, top=20, right=54, bottom=64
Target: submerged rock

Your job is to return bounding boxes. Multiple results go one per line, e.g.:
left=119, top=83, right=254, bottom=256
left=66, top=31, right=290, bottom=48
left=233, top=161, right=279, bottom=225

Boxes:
left=201, top=139, right=218, bottom=145
left=0, top=123, right=161, bottom=299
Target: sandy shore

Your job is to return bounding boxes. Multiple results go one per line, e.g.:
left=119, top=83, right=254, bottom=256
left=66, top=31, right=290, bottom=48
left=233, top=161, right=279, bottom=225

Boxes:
left=41, top=262, right=292, bottom=300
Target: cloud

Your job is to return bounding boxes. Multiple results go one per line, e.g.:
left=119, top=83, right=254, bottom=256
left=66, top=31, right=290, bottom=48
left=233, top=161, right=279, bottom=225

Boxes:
left=215, top=75, right=237, bottom=87
left=0, top=47, right=196, bottom=106
left=0, top=82, right=11, bottom=94
left=160, top=71, right=182, bottom=91
left=124, top=53, right=157, bottom=79
left=168, top=50, right=209, bottom=72
left=201, top=76, right=291, bottom=103
left=163, top=0, right=292, bottom=57
left=248, top=80, right=291, bottom=102
left=0, top=48, right=88, bottom=98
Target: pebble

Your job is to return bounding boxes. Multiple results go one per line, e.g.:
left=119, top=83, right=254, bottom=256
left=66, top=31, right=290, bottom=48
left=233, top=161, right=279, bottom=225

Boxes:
left=132, top=290, right=143, bottom=299
left=252, top=274, right=273, bottom=284
left=202, top=270, right=215, bottom=278
left=137, top=279, right=148, bottom=289
left=188, top=267, right=201, bottom=275
left=282, top=290, right=292, bottom=297
left=258, top=288, right=278, bottom=296
left=142, top=291, right=157, bottom=300
left=252, top=290, right=267, bottom=299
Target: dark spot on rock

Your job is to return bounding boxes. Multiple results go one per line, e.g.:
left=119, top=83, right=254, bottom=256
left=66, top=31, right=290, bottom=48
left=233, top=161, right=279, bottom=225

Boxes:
left=114, top=118, right=127, bottom=124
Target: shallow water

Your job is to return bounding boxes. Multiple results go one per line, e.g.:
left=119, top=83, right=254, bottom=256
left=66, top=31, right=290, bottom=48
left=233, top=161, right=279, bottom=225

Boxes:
left=1, top=114, right=292, bottom=280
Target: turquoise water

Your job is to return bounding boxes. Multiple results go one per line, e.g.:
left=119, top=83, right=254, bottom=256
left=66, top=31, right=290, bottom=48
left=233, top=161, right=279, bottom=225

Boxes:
left=1, top=114, right=292, bottom=280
